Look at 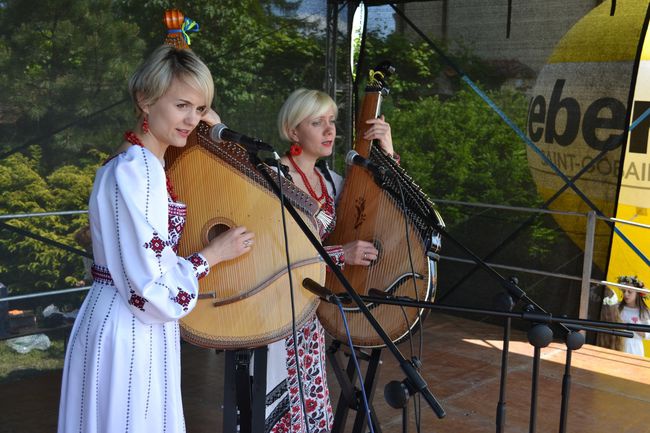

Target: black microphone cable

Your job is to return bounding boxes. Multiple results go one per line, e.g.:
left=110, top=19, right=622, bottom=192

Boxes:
left=333, top=294, right=376, bottom=433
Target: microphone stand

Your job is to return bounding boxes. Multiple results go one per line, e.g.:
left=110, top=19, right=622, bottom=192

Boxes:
left=355, top=155, right=647, bottom=433
left=331, top=292, right=646, bottom=335
left=324, top=291, right=646, bottom=433
left=246, top=149, right=447, bottom=419
left=374, top=159, right=587, bottom=432
left=554, top=323, right=629, bottom=433
left=493, top=290, right=515, bottom=433
left=558, top=326, right=584, bottom=433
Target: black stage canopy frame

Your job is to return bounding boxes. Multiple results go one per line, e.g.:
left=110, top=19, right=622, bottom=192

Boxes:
left=324, top=1, right=444, bottom=167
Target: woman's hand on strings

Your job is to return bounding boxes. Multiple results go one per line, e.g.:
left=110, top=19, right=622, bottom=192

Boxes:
left=343, top=240, right=379, bottom=266
left=200, top=226, right=254, bottom=266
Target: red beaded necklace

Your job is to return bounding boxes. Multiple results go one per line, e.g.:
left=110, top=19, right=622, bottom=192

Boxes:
left=124, top=131, right=178, bottom=201
left=287, top=154, right=334, bottom=216
left=287, top=154, right=327, bottom=201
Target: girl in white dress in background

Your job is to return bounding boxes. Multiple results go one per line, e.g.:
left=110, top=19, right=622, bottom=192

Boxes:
left=617, top=275, right=650, bottom=357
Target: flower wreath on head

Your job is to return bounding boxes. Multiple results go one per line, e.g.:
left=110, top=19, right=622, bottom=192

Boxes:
left=617, top=275, right=646, bottom=296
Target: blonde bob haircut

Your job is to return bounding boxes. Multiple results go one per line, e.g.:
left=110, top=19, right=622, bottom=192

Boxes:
left=277, top=88, right=338, bottom=142
left=128, top=45, right=214, bottom=117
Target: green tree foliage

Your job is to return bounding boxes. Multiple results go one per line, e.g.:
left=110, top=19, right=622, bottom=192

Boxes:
left=387, top=89, right=537, bottom=208
left=0, top=149, right=100, bottom=293
left=0, top=0, right=143, bottom=295
left=0, top=0, right=328, bottom=295
left=360, top=30, right=556, bottom=260
left=383, top=89, right=556, bottom=258
left=0, top=1, right=556, bottom=297
left=0, top=0, right=144, bottom=167
left=361, top=32, right=504, bottom=103
left=358, top=31, right=537, bottom=212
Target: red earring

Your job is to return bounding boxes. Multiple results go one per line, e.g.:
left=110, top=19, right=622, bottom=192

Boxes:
left=289, top=143, right=302, bottom=156
left=142, top=116, right=150, bottom=134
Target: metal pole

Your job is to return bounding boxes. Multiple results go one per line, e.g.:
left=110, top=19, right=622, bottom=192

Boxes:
left=344, top=1, right=356, bottom=164
left=324, top=0, right=338, bottom=100
left=325, top=0, right=339, bottom=167
left=579, top=211, right=596, bottom=319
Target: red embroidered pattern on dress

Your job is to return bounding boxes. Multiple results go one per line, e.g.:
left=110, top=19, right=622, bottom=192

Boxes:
left=323, top=245, right=344, bottom=270
left=143, top=232, right=171, bottom=258
left=168, top=201, right=187, bottom=253
left=282, top=318, right=332, bottom=433
left=128, top=289, right=147, bottom=311
left=271, top=412, right=292, bottom=433
left=188, top=253, right=209, bottom=279
left=91, top=264, right=113, bottom=285
left=173, top=288, right=195, bottom=311
left=318, top=194, right=335, bottom=228
left=315, top=195, right=336, bottom=240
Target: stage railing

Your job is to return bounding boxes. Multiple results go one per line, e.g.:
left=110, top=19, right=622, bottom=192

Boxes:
left=1, top=200, right=648, bottom=339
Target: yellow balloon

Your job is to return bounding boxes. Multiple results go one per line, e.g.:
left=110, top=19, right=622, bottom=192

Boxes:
left=526, top=0, right=649, bottom=272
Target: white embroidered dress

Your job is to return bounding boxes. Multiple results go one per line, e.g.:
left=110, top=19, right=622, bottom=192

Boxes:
left=58, top=144, right=209, bottom=433
left=264, top=165, right=343, bottom=433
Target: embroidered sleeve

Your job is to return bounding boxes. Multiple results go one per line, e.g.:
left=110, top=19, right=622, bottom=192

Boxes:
left=94, top=146, right=201, bottom=324
left=324, top=245, right=345, bottom=270
left=187, top=253, right=210, bottom=280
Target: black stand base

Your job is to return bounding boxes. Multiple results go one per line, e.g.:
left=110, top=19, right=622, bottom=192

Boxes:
left=223, top=347, right=268, bottom=433
left=329, top=341, right=383, bottom=433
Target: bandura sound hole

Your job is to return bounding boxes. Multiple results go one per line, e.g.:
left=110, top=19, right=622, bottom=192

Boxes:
left=207, top=223, right=231, bottom=242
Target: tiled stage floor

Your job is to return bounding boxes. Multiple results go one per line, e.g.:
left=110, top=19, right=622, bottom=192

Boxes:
left=2, top=313, right=649, bottom=433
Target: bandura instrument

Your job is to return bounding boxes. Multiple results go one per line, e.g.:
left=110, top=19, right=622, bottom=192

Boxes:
left=320, top=62, right=444, bottom=348
left=163, top=10, right=324, bottom=349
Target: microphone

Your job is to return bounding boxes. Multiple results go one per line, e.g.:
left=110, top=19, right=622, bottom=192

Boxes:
left=209, top=123, right=274, bottom=153
left=302, top=278, right=349, bottom=304
left=345, top=150, right=387, bottom=177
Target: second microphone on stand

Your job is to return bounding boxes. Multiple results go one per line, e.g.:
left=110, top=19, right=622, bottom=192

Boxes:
left=210, top=123, right=275, bottom=153
left=346, top=150, right=388, bottom=179
left=302, top=278, right=350, bottom=304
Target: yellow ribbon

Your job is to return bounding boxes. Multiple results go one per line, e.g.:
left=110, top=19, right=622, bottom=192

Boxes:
left=168, top=17, right=200, bottom=45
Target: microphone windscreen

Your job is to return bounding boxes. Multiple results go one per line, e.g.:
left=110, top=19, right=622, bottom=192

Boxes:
left=209, top=123, right=228, bottom=142
left=345, top=150, right=359, bottom=166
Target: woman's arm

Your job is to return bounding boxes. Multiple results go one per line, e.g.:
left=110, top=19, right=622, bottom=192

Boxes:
left=364, top=115, right=398, bottom=161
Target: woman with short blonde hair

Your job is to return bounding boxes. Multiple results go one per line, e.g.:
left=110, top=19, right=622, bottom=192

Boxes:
left=58, top=45, right=252, bottom=433
left=277, top=88, right=338, bottom=142
left=129, top=44, right=214, bottom=126
left=262, top=88, right=398, bottom=433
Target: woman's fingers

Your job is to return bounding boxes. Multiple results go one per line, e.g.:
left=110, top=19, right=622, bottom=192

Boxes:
left=363, top=116, right=393, bottom=154
left=342, top=240, right=379, bottom=266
